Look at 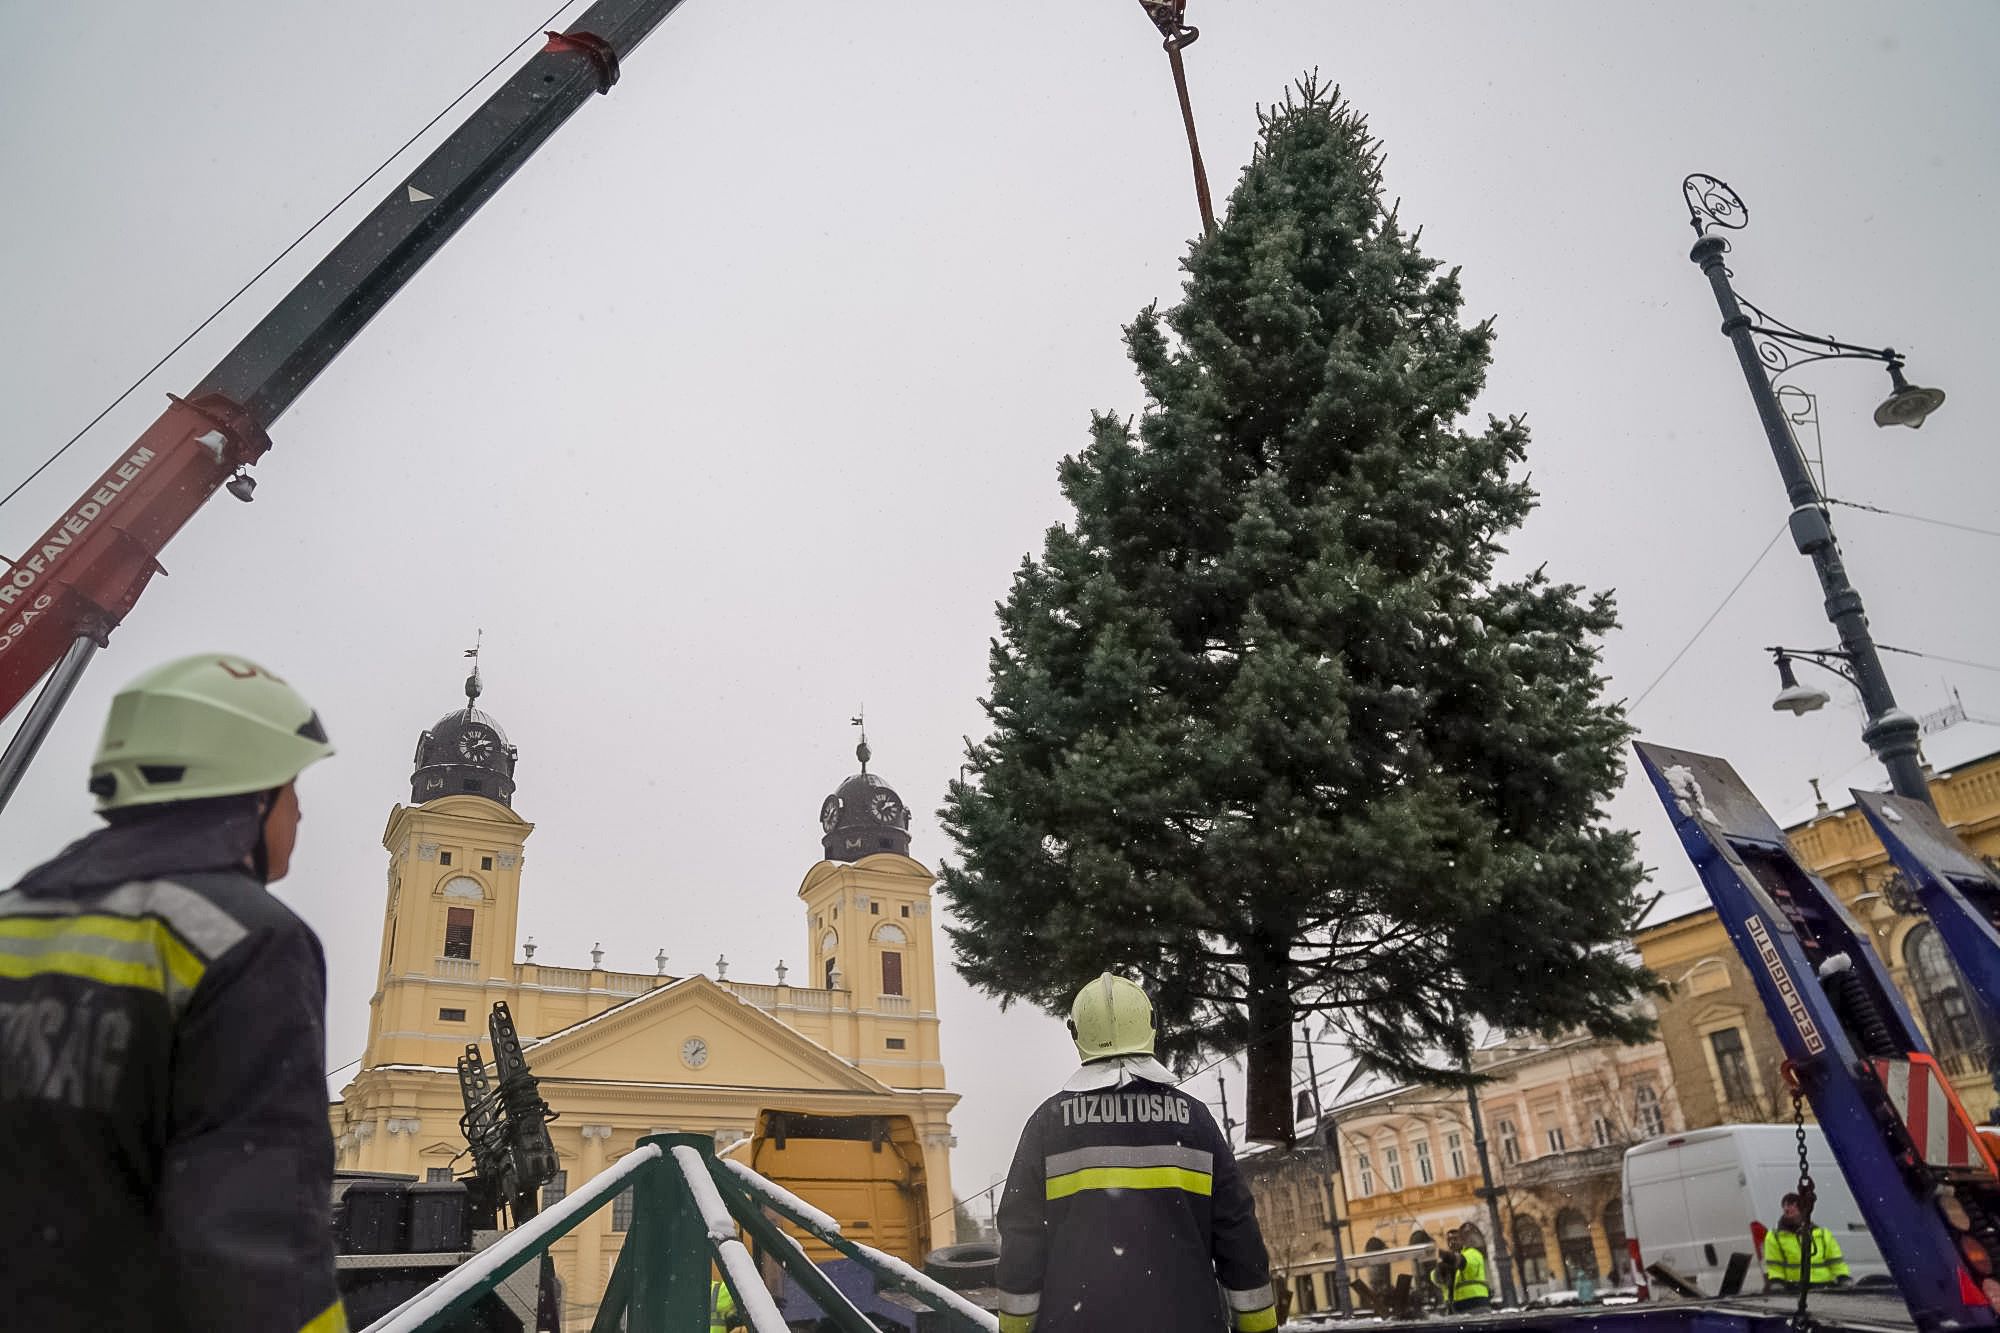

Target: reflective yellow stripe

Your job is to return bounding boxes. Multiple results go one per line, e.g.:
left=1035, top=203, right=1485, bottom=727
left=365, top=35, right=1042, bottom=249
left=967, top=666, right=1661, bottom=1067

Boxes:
left=1235, top=1308, right=1278, bottom=1332
left=999, top=1314, right=1036, bottom=1333
left=0, top=913, right=206, bottom=997
left=299, top=1298, right=349, bottom=1333
left=1044, top=1165, right=1213, bottom=1200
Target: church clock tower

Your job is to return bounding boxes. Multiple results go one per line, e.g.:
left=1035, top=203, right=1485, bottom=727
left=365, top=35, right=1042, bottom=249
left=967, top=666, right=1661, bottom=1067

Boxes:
left=363, top=660, right=534, bottom=1070
left=798, top=735, right=943, bottom=1090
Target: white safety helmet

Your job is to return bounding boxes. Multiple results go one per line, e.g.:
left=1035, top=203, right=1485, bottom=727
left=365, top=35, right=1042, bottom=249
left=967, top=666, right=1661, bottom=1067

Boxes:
left=90, top=653, right=334, bottom=810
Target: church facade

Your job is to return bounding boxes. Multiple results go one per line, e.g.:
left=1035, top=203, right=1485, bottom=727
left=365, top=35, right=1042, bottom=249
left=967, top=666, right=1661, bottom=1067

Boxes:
left=332, top=673, right=959, bottom=1327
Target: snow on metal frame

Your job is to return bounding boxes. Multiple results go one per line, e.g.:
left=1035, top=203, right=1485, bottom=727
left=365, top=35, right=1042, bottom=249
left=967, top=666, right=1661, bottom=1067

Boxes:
left=720, top=1156, right=998, bottom=1331
left=671, top=1145, right=790, bottom=1333
left=362, top=1143, right=664, bottom=1333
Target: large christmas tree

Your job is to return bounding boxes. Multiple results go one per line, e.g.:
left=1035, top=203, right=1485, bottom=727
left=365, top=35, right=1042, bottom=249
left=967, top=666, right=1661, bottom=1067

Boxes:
left=939, top=78, right=1652, bottom=1143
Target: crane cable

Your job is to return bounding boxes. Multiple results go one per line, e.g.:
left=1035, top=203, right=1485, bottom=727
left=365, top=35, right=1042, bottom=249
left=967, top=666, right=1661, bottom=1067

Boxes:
left=1138, top=0, right=1217, bottom=238
left=0, top=0, right=586, bottom=523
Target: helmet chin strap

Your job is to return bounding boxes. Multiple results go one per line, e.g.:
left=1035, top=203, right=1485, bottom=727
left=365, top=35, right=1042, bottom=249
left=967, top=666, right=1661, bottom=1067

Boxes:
left=244, top=789, right=275, bottom=883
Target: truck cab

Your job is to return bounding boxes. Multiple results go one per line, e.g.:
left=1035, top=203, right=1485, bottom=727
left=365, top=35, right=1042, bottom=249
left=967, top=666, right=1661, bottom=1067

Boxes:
left=750, top=1109, right=932, bottom=1329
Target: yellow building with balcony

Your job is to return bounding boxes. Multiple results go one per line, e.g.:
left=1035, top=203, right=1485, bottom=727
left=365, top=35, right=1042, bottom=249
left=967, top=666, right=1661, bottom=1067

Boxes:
left=1242, top=1032, right=1682, bottom=1318
left=1634, top=704, right=2000, bottom=1130
left=332, top=674, right=959, bottom=1329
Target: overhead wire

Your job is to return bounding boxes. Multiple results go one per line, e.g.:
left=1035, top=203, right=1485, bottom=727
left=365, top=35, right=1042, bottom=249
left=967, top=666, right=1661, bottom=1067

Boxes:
left=1826, top=496, right=2000, bottom=544
left=1627, top=522, right=1789, bottom=714
left=0, top=0, right=584, bottom=519
left=1878, top=645, right=2000, bottom=677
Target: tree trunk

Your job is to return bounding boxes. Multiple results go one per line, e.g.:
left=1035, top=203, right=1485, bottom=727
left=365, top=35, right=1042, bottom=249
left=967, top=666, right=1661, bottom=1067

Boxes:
left=1245, top=967, right=1295, bottom=1144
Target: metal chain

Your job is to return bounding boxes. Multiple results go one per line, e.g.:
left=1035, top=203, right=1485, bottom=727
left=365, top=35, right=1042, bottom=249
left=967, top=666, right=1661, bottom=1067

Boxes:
left=1791, top=1087, right=1819, bottom=1333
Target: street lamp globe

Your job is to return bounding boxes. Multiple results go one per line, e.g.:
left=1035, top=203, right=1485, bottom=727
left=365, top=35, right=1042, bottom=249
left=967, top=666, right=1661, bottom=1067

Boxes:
left=1874, top=362, right=1947, bottom=430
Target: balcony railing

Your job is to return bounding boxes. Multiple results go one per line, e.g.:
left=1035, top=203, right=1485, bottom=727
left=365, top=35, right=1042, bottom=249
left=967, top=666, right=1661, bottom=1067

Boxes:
left=433, top=957, right=479, bottom=981
left=1507, top=1144, right=1626, bottom=1188
left=876, top=995, right=913, bottom=1016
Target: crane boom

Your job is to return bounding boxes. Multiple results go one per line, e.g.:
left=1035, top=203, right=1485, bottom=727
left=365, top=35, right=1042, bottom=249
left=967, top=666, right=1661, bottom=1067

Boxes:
left=0, top=0, right=690, bottom=731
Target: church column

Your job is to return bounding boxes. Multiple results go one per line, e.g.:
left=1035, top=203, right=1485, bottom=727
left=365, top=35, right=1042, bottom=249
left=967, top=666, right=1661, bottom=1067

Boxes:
left=575, top=1125, right=613, bottom=1316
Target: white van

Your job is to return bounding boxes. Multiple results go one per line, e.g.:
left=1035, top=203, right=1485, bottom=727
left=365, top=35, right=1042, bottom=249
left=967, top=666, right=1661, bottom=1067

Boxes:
left=1623, top=1124, right=1887, bottom=1297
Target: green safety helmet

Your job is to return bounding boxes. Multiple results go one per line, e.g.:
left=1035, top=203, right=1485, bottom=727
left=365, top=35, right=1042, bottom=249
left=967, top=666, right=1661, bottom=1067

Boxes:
left=1069, top=972, right=1156, bottom=1061
left=90, top=653, right=334, bottom=811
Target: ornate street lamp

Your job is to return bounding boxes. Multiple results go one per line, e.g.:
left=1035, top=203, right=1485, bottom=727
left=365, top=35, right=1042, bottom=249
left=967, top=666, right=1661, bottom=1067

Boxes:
left=1767, top=648, right=1836, bottom=716
left=1683, top=174, right=1946, bottom=810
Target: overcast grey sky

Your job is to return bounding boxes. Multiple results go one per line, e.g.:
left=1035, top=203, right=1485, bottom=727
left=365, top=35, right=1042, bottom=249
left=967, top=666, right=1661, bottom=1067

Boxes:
left=3, top=0, right=1997, bottom=1210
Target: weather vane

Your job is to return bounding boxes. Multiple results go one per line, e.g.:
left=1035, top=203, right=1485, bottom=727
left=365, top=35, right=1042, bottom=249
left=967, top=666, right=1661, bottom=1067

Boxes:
left=463, top=629, right=483, bottom=703
left=851, top=707, right=870, bottom=773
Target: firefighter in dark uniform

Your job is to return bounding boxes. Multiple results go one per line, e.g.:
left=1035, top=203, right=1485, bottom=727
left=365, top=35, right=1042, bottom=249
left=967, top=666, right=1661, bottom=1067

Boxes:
left=0, top=654, right=345, bottom=1332
left=996, top=973, right=1278, bottom=1333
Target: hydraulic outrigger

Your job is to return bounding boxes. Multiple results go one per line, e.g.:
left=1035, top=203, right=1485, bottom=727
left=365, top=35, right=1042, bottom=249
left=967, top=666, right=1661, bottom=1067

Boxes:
left=1637, top=742, right=2000, bottom=1331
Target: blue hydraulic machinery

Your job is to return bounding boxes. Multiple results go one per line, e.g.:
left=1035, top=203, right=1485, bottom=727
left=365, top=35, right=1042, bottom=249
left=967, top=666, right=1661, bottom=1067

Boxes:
left=1636, top=742, right=2000, bottom=1331
left=1857, top=790, right=2000, bottom=1036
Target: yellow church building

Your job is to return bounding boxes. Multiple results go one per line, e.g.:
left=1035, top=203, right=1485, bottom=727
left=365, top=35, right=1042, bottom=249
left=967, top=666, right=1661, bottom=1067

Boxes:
left=332, top=672, right=960, bottom=1326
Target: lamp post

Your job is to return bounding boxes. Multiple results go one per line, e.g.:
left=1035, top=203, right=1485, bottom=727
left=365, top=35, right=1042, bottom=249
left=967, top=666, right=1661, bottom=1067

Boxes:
left=1300, top=1027, right=1353, bottom=1315
left=1683, top=174, right=1946, bottom=811
left=1462, top=1073, right=1519, bottom=1307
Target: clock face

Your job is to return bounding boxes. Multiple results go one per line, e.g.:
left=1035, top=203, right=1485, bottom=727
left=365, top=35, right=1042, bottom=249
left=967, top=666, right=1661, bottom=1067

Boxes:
left=458, top=728, right=495, bottom=761
left=681, top=1036, right=710, bottom=1069
left=819, top=796, right=842, bottom=831
left=870, top=793, right=904, bottom=825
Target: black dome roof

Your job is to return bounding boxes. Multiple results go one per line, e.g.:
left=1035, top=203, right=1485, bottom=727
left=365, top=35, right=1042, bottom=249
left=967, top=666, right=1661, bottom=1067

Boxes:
left=818, top=741, right=910, bottom=862
left=411, top=669, right=517, bottom=807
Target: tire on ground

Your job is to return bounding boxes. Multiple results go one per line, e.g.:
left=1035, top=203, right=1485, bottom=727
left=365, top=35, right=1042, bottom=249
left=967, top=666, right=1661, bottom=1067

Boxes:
left=925, top=1241, right=1000, bottom=1292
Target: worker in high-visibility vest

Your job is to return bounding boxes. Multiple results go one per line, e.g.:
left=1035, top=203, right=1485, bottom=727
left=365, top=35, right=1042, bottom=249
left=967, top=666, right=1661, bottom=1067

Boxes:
left=995, top=973, right=1278, bottom=1333
left=0, top=654, right=344, bottom=1333
left=1431, top=1224, right=1492, bottom=1313
left=1763, top=1192, right=1852, bottom=1291
left=709, top=1273, right=745, bottom=1331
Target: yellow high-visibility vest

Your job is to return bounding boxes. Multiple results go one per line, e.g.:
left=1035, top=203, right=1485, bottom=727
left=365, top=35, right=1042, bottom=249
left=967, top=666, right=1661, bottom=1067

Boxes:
left=1764, top=1226, right=1850, bottom=1286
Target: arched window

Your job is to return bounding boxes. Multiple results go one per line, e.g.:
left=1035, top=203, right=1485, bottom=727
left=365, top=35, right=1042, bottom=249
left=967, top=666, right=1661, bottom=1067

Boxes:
left=1556, top=1207, right=1598, bottom=1284
left=1514, top=1217, right=1551, bottom=1289
left=820, top=929, right=839, bottom=990
left=442, top=907, right=474, bottom=960
left=1906, top=923, right=1980, bottom=1055
left=876, top=919, right=907, bottom=996
left=1363, top=1236, right=1390, bottom=1289
left=1634, top=1083, right=1664, bottom=1138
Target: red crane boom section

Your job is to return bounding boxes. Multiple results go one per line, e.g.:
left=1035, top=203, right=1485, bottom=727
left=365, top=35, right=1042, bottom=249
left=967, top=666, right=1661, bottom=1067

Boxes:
left=0, top=394, right=266, bottom=715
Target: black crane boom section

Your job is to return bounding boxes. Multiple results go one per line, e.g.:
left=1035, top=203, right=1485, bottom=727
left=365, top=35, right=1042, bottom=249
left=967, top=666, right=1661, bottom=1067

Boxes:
left=192, top=0, right=689, bottom=426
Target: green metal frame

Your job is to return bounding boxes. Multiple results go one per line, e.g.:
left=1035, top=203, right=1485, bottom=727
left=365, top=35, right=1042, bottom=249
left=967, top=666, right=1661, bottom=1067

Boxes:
left=368, top=1132, right=995, bottom=1333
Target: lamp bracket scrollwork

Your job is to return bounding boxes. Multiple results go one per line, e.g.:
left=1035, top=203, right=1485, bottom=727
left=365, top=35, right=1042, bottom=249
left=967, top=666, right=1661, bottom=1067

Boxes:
left=1735, top=294, right=1901, bottom=385
left=1684, top=173, right=1748, bottom=236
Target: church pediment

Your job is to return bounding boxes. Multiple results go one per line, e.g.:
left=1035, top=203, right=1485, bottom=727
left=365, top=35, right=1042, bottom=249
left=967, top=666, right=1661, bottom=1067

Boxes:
left=524, top=975, right=891, bottom=1095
